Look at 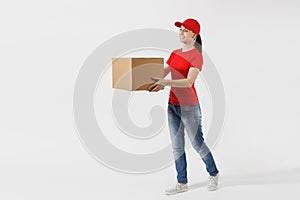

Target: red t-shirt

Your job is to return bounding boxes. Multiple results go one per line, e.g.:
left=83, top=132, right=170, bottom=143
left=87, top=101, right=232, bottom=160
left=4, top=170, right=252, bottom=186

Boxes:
left=166, top=48, right=203, bottom=106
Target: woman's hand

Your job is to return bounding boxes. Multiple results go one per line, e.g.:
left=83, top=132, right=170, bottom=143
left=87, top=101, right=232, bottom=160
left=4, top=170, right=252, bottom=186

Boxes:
left=149, top=67, right=199, bottom=91
left=148, top=77, right=166, bottom=92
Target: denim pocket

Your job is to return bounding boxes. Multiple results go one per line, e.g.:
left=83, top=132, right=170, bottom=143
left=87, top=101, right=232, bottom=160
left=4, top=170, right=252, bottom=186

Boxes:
left=180, top=103, right=200, bottom=112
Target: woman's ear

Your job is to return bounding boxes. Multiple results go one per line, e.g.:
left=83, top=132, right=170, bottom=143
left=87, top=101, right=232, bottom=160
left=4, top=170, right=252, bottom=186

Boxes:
left=193, top=34, right=197, bottom=40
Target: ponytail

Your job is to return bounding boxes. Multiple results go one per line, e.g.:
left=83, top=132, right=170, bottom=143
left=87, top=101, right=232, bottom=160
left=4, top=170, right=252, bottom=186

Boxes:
left=194, top=34, right=202, bottom=53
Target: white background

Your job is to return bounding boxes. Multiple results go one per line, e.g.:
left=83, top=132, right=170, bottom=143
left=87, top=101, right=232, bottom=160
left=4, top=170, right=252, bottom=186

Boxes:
left=1, top=0, right=300, bottom=199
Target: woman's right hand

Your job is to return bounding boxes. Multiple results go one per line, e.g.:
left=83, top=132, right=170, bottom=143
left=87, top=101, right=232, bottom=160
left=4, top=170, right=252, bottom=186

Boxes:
left=148, top=83, right=165, bottom=92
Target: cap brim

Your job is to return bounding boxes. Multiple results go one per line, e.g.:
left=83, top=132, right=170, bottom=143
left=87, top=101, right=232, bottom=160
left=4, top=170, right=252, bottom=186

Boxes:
left=174, top=22, right=182, bottom=28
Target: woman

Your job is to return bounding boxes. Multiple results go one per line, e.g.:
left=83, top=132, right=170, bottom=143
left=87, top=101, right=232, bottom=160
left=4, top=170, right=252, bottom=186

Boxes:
left=149, top=18, right=220, bottom=195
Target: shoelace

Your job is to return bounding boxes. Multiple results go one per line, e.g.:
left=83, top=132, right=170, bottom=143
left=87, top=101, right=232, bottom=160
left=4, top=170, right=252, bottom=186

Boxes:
left=208, top=176, right=218, bottom=185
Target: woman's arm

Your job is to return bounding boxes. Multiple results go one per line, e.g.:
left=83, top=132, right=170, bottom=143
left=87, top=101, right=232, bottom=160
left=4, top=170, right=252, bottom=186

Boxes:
left=151, top=67, right=199, bottom=89
left=163, top=65, right=170, bottom=78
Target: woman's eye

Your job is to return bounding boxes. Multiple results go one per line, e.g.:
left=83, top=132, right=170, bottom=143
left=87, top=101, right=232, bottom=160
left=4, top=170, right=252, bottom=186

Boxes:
left=179, top=28, right=189, bottom=33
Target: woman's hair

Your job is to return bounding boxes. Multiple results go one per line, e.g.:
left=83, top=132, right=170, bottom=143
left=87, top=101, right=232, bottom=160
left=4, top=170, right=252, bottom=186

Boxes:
left=194, top=34, right=202, bottom=53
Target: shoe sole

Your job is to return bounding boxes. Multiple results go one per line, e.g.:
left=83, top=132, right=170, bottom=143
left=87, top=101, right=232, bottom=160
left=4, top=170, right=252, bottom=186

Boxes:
left=207, top=186, right=218, bottom=191
left=165, top=189, right=188, bottom=195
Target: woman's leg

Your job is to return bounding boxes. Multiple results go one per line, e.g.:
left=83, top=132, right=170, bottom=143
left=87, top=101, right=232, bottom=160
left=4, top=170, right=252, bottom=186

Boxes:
left=180, top=103, right=219, bottom=176
left=168, top=103, right=188, bottom=184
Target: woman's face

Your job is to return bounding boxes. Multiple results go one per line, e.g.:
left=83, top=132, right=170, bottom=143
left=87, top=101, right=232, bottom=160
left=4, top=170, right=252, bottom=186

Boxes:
left=179, top=25, right=196, bottom=45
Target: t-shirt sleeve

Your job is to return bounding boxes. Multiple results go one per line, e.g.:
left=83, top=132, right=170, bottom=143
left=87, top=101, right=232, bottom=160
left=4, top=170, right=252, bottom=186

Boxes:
left=190, top=53, right=203, bottom=71
left=166, top=51, right=174, bottom=65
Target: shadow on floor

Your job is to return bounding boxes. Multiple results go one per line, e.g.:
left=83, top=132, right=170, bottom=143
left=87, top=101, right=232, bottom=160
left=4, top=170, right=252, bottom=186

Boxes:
left=188, top=167, right=300, bottom=191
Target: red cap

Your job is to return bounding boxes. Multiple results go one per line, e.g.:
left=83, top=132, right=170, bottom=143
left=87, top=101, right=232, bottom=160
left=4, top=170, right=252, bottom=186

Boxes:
left=175, top=18, right=201, bottom=35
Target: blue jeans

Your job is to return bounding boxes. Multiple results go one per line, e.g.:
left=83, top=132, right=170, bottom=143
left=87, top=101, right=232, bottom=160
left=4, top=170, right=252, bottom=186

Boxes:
left=168, top=102, right=219, bottom=184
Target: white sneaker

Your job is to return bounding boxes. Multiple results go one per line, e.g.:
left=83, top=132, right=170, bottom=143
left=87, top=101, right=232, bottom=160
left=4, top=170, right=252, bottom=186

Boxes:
left=207, top=174, right=219, bottom=191
left=165, top=183, right=188, bottom=195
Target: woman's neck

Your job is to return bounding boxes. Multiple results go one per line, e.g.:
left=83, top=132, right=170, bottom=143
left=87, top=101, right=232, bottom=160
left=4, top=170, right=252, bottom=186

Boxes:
left=181, top=43, right=195, bottom=52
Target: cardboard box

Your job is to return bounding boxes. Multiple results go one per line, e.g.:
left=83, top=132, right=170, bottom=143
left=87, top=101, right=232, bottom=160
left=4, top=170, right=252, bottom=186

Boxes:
left=112, top=57, right=164, bottom=91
